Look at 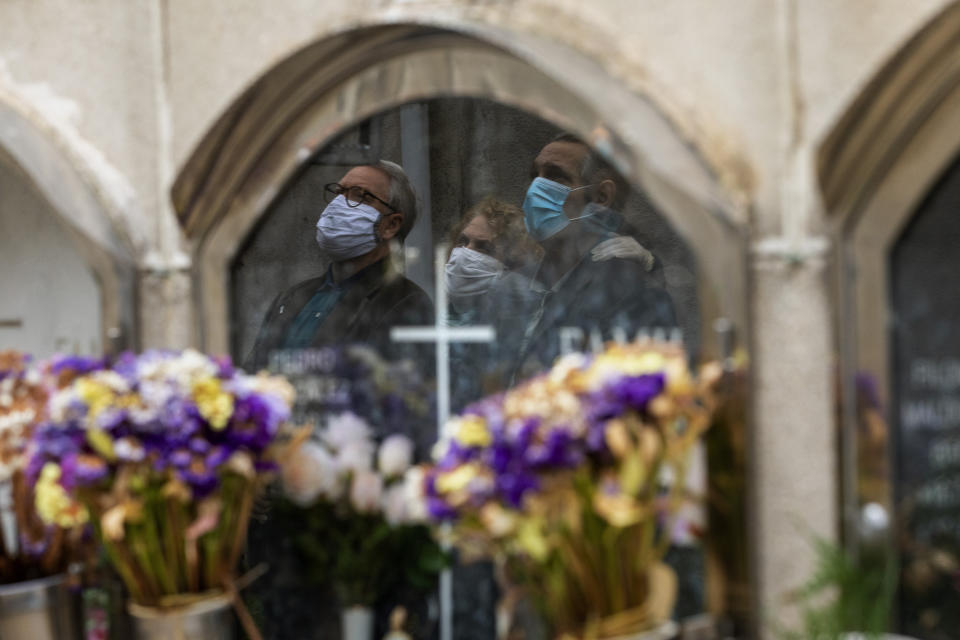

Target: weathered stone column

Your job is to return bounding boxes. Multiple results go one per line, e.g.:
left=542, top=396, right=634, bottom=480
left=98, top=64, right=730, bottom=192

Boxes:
left=138, top=265, right=196, bottom=350
left=750, top=238, right=837, bottom=634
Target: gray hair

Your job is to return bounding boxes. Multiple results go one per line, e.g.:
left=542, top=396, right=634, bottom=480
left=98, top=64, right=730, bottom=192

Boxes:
left=372, top=159, right=418, bottom=241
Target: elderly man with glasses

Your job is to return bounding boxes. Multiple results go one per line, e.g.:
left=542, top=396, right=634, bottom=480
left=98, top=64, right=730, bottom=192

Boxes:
left=245, top=160, right=433, bottom=369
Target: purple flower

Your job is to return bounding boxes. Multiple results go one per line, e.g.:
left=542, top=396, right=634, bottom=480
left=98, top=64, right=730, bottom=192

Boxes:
left=188, top=437, right=210, bottom=455
left=496, top=471, right=538, bottom=508
left=609, top=373, right=665, bottom=412
left=179, top=464, right=218, bottom=498
left=97, top=408, right=128, bottom=435
left=19, top=533, right=48, bottom=557
left=525, top=428, right=582, bottom=469
left=61, top=453, right=109, bottom=489
left=214, top=355, right=234, bottom=379
left=225, top=393, right=281, bottom=451
left=169, top=448, right=192, bottom=469
left=437, top=440, right=479, bottom=470
left=110, top=352, right=140, bottom=385
left=464, top=395, right=507, bottom=431
left=49, top=355, right=105, bottom=375
left=856, top=372, right=883, bottom=411
left=205, top=444, right=233, bottom=469
left=26, top=423, right=84, bottom=482
left=254, top=459, right=278, bottom=473
left=426, top=497, right=458, bottom=521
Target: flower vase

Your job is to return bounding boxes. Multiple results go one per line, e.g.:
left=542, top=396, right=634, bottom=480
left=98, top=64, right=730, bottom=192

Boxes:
left=0, top=574, right=78, bottom=640
left=127, top=594, right=234, bottom=640
left=341, top=605, right=374, bottom=640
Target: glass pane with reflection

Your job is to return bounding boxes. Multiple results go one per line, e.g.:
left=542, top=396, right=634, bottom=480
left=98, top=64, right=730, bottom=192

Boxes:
left=231, top=97, right=702, bottom=639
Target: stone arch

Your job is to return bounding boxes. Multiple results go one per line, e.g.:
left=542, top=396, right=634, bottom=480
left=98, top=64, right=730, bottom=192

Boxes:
left=171, top=22, right=749, bottom=357
left=819, top=0, right=960, bottom=403
left=817, top=0, right=960, bottom=548
left=0, top=98, right=138, bottom=352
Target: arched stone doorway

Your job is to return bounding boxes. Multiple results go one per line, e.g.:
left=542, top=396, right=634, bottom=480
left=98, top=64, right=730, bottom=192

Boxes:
left=173, top=21, right=752, bottom=638
left=0, top=99, right=137, bottom=354
left=820, top=2, right=960, bottom=636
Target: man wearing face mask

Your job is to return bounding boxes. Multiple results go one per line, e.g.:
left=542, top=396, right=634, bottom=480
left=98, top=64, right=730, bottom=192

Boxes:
left=246, top=160, right=433, bottom=370
left=514, top=134, right=678, bottom=378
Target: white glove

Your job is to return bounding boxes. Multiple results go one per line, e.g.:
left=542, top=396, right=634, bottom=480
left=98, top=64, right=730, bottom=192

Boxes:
left=591, top=235, right=655, bottom=272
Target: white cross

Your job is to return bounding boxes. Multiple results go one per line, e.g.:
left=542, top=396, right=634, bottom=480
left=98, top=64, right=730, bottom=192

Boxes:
left=390, top=243, right=496, bottom=640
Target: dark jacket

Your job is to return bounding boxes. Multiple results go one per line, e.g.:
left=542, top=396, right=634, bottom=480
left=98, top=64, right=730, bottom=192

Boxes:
left=245, top=258, right=434, bottom=370
left=515, top=244, right=677, bottom=379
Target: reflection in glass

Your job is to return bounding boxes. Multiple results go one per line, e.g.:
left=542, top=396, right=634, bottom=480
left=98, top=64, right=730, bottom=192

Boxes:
left=231, top=98, right=702, bottom=639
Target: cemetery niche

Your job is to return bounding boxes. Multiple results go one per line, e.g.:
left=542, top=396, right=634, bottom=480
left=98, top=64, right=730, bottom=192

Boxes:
left=227, top=96, right=742, bottom=640
left=890, top=152, right=960, bottom=640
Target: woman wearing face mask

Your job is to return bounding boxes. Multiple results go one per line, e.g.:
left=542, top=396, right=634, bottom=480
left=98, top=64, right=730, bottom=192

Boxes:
left=445, top=198, right=542, bottom=326
left=443, top=197, right=658, bottom=407
left=443, top=198, right=542, bottom=408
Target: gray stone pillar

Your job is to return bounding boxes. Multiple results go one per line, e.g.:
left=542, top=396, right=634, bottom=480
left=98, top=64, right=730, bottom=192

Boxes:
left=750, top=240, right=837, bottom=634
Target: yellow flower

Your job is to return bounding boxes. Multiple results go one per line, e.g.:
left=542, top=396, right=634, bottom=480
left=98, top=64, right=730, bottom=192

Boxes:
left=593, top=490, right=645, bottom=528
left=86, top=427, right=115, bottom=460
left=480, top=503, right=518, bottom=538
left=35, top=463, right=88, bottom=528
left=192, top=377, right=234, bottom=430
left=76, top=378, right=115, bottom=419
left=435, top=463, right=481, bottom=495
left=515, top=517, right=550, bottom=561
left=664, top=356, right=694, bottom=395
left=101, top=501, right=144, bottom=541
left=450, top=415, right=491, bottom=448
left=604, top=419, right=633, bottom=459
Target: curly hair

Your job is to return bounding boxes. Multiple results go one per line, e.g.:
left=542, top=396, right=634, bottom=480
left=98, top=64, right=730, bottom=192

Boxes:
left=447, top=197, right=542, bottom=269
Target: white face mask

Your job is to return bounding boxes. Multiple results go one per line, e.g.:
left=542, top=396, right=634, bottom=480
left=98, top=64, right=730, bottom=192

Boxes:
left=444, top=247, right=505, bottom=298
left=315, top=195, right=382, bottom=261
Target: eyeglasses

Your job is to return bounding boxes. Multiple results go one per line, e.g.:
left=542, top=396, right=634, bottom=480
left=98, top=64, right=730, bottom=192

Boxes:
left=323, top=183, right=398, bottom=213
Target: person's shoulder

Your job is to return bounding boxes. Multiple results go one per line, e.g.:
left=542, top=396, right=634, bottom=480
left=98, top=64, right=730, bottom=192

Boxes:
left=264, top=275, right=330, bottom=315
left=580, top=253, right=657, bottom=283
left=381, top=272, right=429, bottom=300
left=281, top=275, right=329, bottom=298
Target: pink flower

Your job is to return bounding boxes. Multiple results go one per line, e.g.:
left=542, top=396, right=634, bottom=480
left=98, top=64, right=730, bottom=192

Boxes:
left=349, top=470, right=383, bottom=513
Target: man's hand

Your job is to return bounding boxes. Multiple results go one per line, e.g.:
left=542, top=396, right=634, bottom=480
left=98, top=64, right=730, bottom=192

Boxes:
left=591, top=235, right=655, bottom=271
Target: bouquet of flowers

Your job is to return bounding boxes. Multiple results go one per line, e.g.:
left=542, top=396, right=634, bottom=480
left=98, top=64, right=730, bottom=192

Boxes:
left=423, top=342, right=722, bottom=639
left=0, top=351, right=101, bottom=583
left=25, top=349, right=294, bottom=617
left=278, top=411, right=445, bottom=609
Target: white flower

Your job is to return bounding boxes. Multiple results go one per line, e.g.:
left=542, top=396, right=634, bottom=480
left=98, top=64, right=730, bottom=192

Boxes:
left=48, top=389, right=78, bottom=423
left=401, top=466, right=428, bottom=523
left=322, top=412, right=372, bottom=451
left=349, top=470, right=383, bottom=514
left=335, top=439, right=374, bottom=474
left=282, top=440, right=341, bottom=505
left=91, top=370, right=130, bottom=394
left=114, top=437, right=146, bottom=462
left=377, top=434, right=413, bottom=477
left=381, top=484, right=408, bottom=525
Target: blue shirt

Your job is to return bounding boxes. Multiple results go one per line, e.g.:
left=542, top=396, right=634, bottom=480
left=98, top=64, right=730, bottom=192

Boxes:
left=282, top=269, right=345, bottom=348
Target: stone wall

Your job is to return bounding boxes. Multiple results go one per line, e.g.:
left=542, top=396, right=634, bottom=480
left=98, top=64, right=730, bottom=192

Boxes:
left=1, top=0, right=957, bottom=634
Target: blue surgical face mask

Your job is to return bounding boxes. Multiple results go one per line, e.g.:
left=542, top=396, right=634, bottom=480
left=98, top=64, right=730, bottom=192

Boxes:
left=523, top=177, right=572, bottom=241
left=315, top=195, right=382, bottom=261
left=523, top=178, right=601, bottom=241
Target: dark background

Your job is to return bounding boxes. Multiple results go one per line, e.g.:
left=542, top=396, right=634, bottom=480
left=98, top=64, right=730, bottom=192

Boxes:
left=891, top=151, right=960, bottom=639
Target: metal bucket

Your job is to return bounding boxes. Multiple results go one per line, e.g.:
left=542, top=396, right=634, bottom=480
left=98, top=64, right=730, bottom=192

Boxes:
left=127, top=594, right=234, bottom=640
left=0, top=574, right=78, bottom=640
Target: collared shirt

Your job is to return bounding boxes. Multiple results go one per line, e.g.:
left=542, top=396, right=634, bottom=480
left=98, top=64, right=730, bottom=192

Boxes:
left=282, top=268, right=343, bottom=349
